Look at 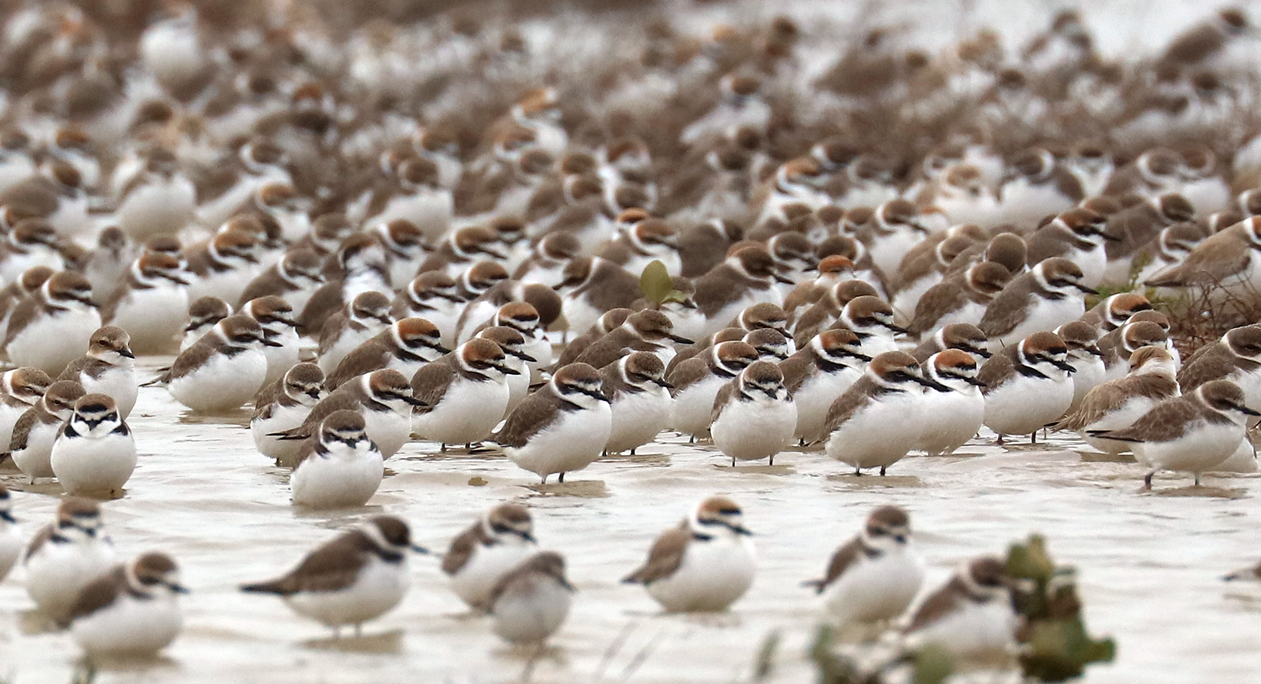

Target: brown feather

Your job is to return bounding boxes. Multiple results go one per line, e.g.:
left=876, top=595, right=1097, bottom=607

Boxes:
left=805, top=536, right=864, bottom=594
left=242, top=530, right=374, bottom=595
left=1056, top=374, right=1178, bottom=431
left=441, top=522, right=493, bottom=576
left=494, top=385, right=563, bottom=448
left=65, top=565, right=126, bottom=622
left=623, top=525, right=690, bottom=585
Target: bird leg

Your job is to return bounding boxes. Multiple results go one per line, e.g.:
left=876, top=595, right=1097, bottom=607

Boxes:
left=1030, top=431, right=1037, bottom=445
left=879, top=465, right=887, bottom=476
left=558, top=472, right=565, bottom=483
left=440, top=443, right=447, bottom=453
left=1143, top=470, right=1156, bottom=491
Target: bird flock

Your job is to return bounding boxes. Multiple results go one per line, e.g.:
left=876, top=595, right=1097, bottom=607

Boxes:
left=0, top=0, right=1260, bottom=673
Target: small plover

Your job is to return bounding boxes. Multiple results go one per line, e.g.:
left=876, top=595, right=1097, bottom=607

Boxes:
left=442, top=503, right=538, bottom=610
left=489, top=551, right=575, bottom=645
left=66, top=552, right=187, bottom=657
left=979, top=331, right=1076, bottom=443
left=1056, top=346, right=1180, bottom=454
left=804, top=506, right=923, bottom=628
left=56, top=326, right=137, bottom=419
left=902, top=556, right=1016, bottom=660
left=23, top=497, right=116, bottom=620
left=1092, top=379, right=1258, bottom=488
left=495, top=363, right=612, bottom=483
left=600, top=352, right=673, bottom=455
left=160, top=314, right=278, bottom=413
left=51, top=394, right=136, bottom=497
left=8, top=380, right=85, bottom=481
left=411, top=338, right=517, bottom=449
left=710, top=361, right=796, bottom=465
left=252, top=363, right=326, bottom=464
left=242, top=516, right=427, bottom=636
left=824, top=351, right=949, bottom=475
left=623, top=496, right=756, bottom=612
left=290, top=410, right=384, bottom=509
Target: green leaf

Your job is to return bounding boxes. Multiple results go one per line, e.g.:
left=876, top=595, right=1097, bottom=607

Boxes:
left=912, top=645, right=954, bottom=684
left=1008, top=534, right=1055, bottom=584
left=640, top=260, right=672, bottom=305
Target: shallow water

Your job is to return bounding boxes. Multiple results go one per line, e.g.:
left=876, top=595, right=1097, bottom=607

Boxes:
left=1, top=358, right=1259, bottom=684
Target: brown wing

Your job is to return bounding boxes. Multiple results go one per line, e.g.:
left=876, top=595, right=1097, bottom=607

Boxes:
left=494, top=388, right=561, bottom=448
left=1146, top=231, right=1249, bottom=287
left=292, top=387, right=364, bottom=435
left=792, top=303, right=832, bottom=347
left=778, top=355, right=812, bottom=393
left=65, top=565, right=125, bottom=622
left=8, top=408, right=40, bottom=452
left=822, top=377, right=877, bottom=435
left=977, top=349, right=1018, bottom=395
left=298, top=283, right=345, bottom=336
left=165, top=340, right=216, bottom=382
left=623, top=526, right=690, bottom=585
left=1057, top=375, right=1178, bottom=431
left=909, top=279, right=966, bottom=335
left=904, top=577, right=966, bottom=633
left=694, top=267, right=746, bottom=317
left=326, top=343, right=389, bottom=390
left=24, top=522, right=54, bottom=559
left=1176, top=345, right=1234, bottom=391
left=3, top=296, right=41, bottom=347
left=977, top=279, right=1034, bottom=338
left=666, top=357, right=709, bottom=393
left=242, top=531, right=371, bottom=595
left=804, top=536, right=863, bottom=593
left=710, top=378, right=739, bottom=424
left=252, top=379, right=284, bottom=420
left=410, top=362, right=456, bottom=416
left=56, top=356, right=90, bottom=383
left=1091, top=396, right=1198, bottom=443
left=441, top=522, right=491, bottom=576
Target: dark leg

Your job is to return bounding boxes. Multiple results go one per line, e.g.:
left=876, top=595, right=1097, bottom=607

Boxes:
left=629, top=447, right=636, bottom=456
left=1194, top=472, right=1202, bottom=487
left=731, top=456, right=736, bottom=467
left=689, top=435, right=695, bottom=444
left=769, top=454, right=774, bottom=466
left=1143, top=471, right=1155, bottom=491
left=996, top=434, right=1005, bottom=445
left=466, top=443, right=472, bottom=450
left=558, top=472, right=565, bottom=483
left=1030, top=431, right=1037, bottom=445
left=880, top=465, right=887, bottom=476
left=854, top=466, right=862, bottom=476
left=440, top=443, right=447, bottom=453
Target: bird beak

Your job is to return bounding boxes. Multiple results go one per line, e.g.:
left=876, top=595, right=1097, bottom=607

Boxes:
left=411, top=544, right=430, bottom=554
left=731, top=525, right=753, bottom=536
left=499, top=365, right=521, bottom=375
left=118, top=348, right=136, bottom=359
left=432, top=342, right=453, bottom=355
left=169, top=583, right=191, bottom=594
left=971, top=347, right=992, bottom=358
left=0, top=511, right=15, bottom=523
left=164, top=272, right=191, bottom=286
left=1240, top=405, right=1261, bottom=417
left=772, top=273, right=794, bottom=285
left=1099, top=231, right=1121, bottom=242
left=965, top=376, right=987, bottom=387
left=277, top=316, right=299, bottom=327
left=501, top=348, right=533, bottom=362
left=654, top=378, right=674, bottom=390
left=520, top=531, right=537, bottom=543
left=668, top=333, right=694, bottom=344
left=261, top=337, right=284, bottom=348
left=915, top=375, right=953, bottom=392
left=482, top=247, right=508, bottom=260
left=1052, top=359, right=1077, bottom=373
left=404, top=395, right=429, bottom=407
left=1086, top=346, right=1104, bottom=357
left=1074, top=283, right=1099, bottom=295
left=883, top=321, right=909, bottom=335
